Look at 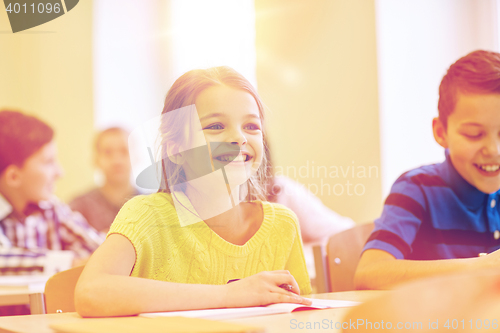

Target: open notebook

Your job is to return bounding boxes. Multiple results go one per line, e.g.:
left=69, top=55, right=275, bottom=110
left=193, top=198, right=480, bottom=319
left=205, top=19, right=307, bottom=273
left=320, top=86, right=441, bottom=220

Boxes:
left=139, top=298, right=360, bottom=320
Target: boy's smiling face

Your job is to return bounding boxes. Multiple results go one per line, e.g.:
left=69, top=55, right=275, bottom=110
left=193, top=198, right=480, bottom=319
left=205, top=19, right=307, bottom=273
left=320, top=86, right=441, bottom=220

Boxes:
left=433, top=93, right=500, bottom=194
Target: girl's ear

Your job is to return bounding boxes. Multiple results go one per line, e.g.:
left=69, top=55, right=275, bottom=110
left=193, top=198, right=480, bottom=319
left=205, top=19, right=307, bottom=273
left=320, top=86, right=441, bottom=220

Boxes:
left=432, top=117, right=449, bottom=149
left=2, top=165, right=22, bottom=188
left=166, top=141, right=185, bottom=165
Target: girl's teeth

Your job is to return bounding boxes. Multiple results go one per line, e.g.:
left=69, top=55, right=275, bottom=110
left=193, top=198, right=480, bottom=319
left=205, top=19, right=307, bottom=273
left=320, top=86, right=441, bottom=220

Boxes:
left=479, top=165, right=500, bottom=172
left=217, top=155, right=245, bottom=162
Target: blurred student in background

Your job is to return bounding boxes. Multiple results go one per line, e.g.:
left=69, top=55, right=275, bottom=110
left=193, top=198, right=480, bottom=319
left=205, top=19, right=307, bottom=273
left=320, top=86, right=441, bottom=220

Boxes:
left=0, top=110, right=103, bottom=266
left=70, top=128, right=140, bottom=233
left=266, top=158, right=355, bottom=290
left=267, top=173, right=355, bottom=245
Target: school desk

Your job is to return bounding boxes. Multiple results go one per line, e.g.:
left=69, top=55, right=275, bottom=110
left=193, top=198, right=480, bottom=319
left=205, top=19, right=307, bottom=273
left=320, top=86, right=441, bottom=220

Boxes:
left=0, top=288, right=33, bottom=307
left=0, top=275, right=47, bottom=310
left=0, top=290, right=384, bottom=333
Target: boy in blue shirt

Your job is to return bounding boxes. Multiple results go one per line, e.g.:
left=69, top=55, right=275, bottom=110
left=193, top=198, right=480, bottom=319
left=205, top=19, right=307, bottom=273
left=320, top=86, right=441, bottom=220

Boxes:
left=355, top=50, right=500, bottom=290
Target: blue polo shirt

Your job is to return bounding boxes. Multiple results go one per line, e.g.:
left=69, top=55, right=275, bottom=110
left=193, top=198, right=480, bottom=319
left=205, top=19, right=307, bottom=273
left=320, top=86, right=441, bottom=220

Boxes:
left=363, top=151, right=500, bottom=260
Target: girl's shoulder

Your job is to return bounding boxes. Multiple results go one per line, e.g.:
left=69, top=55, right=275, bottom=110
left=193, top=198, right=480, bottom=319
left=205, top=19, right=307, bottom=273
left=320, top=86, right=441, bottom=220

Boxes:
left=121, top=192, right=174, bottom=208
left=146, top=192, right=175, bottom=207
left=260, top=201, right=300, bottom=230
left=108, top=192, right=182, bottom=240
left=115, top=192, right=176, bottom=222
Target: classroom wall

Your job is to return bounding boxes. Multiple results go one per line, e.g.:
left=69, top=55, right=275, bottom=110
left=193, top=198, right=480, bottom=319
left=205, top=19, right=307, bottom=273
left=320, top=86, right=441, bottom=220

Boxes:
left=93, top=0, right=173, bottom=131
left=3, top=0, right=495, bottom=220
left=0, top=1, right=95, bottom=202
left=255, top=0, right=382, bottom=223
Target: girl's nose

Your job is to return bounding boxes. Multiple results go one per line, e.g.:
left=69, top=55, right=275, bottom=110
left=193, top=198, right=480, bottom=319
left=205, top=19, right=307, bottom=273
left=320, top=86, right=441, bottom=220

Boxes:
left=229, top=129, right=247, bottom=146
left=231, top=139, right=247, bottom=146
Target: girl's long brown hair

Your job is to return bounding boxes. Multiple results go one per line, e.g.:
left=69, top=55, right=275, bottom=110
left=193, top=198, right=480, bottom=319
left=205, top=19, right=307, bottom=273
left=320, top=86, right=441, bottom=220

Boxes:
left=158, top=66, right=272, bottom=201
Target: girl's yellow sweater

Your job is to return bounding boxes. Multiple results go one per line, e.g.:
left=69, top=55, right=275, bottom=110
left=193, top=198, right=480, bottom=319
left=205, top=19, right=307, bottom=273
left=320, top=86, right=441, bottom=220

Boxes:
left=108, top=192, right=312, bottom=294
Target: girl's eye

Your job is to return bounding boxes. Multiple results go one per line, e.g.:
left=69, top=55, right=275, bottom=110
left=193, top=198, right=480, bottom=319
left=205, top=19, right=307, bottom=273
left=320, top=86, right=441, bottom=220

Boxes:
left=245, top=123, right=261, bottom=131
left=204, top=124, right=223, bottom=130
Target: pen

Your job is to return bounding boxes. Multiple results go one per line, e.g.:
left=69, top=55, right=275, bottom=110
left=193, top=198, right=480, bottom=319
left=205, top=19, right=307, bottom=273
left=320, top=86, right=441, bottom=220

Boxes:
left=227, top=279, right=294, bottom=292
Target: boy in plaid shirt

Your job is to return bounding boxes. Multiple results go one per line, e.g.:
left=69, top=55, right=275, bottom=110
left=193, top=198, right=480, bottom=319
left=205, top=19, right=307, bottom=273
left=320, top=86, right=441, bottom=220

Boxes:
left=0, top=110, right=103, bottom=275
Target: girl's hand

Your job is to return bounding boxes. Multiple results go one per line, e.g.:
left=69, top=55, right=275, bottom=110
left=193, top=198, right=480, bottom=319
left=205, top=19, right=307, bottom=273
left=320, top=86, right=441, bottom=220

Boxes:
left=223, top=270, right=312, bottom=308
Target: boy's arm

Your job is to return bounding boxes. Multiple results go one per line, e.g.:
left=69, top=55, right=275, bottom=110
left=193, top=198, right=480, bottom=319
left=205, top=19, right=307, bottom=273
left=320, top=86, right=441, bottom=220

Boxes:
left=355, top=172, right=444, bottom=289
left=0, top=222, right=47, bottom=274
left=0, top=246, right=46, bottom=274
left=54, top=201, right=104, bottom=258
left=354, top=248, right=500, bottom=290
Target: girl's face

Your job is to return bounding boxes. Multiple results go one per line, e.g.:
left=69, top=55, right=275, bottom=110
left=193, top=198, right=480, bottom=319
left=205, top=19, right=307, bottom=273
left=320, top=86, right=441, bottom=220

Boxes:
left=182, top=85, right=263, bottom=187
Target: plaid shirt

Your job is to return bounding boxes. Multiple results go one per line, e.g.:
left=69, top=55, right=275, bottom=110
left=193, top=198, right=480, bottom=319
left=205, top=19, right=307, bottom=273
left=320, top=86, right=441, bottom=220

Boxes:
left=0, top=194, right=104, bottom=274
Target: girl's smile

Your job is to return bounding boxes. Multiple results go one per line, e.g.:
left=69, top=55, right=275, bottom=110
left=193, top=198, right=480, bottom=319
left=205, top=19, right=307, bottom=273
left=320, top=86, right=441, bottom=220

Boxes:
left=186, top=85, right=264, bottom=184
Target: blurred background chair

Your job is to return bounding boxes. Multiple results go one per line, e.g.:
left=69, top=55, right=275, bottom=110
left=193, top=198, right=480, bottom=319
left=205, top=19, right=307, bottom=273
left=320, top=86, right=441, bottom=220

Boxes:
left=313, top=223, right=374, bottom=293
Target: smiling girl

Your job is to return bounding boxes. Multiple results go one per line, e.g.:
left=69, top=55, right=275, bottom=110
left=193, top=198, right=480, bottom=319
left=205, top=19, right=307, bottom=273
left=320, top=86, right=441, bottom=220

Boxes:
left=75, top=67, right=312, bottom=317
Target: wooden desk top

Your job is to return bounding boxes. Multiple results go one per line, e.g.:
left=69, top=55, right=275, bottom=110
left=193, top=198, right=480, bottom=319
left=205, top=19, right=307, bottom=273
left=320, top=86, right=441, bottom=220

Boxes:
left=0, top=287, right=32, bottom=307
left=0, top=276, right=47, bottom=307
left=0, top=291, right=384, bottom=333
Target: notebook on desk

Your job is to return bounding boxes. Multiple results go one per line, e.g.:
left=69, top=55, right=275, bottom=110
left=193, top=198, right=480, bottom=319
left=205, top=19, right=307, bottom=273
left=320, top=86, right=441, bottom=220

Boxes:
left=139, top=298, right=360, bottom=320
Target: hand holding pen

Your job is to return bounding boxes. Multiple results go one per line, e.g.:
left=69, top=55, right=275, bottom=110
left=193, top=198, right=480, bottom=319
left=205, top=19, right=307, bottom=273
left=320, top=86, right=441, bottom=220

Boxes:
left=229, top=279, right=295, bottom=292
left=223, top=271, right=312, bottom=308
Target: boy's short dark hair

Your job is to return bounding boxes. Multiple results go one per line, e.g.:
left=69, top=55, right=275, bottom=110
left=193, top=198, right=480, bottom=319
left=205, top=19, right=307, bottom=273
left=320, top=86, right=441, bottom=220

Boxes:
left=0, top=110, right=54, bottom=174
left=438, top=50, right=500, bottom=128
